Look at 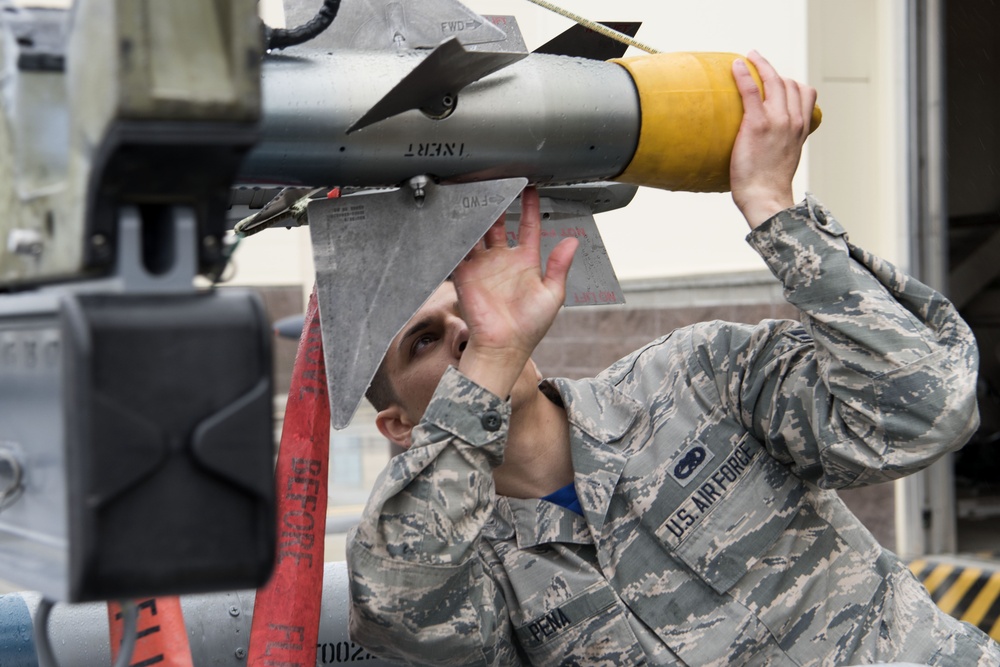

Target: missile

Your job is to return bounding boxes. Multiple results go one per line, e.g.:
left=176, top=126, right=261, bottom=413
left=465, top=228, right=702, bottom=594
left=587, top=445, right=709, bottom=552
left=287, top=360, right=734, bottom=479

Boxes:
left=237, top=0, right=821, bottom=192
left=239, top=49, right=820, bottom=194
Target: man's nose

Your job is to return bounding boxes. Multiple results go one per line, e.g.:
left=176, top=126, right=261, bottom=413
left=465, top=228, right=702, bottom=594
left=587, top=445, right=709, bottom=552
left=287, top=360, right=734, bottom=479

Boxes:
left=449, top=317, right=469, bottom=358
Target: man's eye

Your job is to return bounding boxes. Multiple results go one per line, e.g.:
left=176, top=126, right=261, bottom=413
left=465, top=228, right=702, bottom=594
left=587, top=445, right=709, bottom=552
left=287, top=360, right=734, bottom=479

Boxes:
left=411, top=334, right=437, bottom=357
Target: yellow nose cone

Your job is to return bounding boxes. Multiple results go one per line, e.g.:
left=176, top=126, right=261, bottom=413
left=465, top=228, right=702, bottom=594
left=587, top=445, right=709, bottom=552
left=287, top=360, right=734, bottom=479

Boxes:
left=611, top=52, right=821, bottom=193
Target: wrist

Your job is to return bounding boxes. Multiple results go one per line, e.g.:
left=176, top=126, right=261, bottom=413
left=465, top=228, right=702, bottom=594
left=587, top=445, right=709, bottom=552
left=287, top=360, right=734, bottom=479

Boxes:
left=735, top=191, right=795, bottom=230
left=458, top=346, right=527, bottom=399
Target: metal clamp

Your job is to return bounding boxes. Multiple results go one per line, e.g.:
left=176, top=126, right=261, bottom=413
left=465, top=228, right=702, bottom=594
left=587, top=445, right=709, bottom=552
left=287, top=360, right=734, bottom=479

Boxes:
left=0, top=448, right=24, bottom=512
left=35, top=598, right=138, bottom=667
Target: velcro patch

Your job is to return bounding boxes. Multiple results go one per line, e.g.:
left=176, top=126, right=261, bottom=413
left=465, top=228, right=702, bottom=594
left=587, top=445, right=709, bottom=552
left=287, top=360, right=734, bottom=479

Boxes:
left=784, top=327, right=812, bottom=344
left=670, top=441, right=715, bottom=488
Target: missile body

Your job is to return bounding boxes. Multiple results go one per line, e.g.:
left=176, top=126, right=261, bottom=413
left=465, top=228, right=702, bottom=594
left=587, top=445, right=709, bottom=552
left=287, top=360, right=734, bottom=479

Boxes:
left=240, top=50, right=642, bottom=189
left=239, top=50, right=819, bottom=193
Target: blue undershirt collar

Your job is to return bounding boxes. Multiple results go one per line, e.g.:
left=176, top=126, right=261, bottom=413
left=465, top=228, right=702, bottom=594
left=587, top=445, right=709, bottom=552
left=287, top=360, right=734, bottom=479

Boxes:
left=540, top=482, right=583, bottom=515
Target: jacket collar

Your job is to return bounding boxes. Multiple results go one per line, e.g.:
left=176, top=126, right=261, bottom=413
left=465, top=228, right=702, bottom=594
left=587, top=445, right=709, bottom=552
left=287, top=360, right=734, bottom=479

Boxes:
left=487, top=496, right=592, bottom=548
left=487, top=377, right=642, bottom=547
left=540, top=377, right=640, bottom=444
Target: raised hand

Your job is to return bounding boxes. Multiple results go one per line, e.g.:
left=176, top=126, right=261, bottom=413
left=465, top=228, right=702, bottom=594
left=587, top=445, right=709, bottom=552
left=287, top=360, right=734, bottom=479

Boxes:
left=730, top=50, right=818, bottom=229
left=451, top=187, right=578, bottom=399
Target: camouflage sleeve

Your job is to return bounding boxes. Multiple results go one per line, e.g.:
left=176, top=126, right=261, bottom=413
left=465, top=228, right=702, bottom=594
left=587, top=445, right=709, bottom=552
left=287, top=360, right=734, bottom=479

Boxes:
left=711, top=195, right=979, bottom=488
left=347, top=366, right=520, bottom=665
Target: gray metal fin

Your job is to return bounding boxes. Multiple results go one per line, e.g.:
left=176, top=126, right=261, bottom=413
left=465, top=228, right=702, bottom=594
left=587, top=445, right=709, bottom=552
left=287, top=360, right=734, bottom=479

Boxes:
left=280, top=0, right=508, bottom=52
left=505, top=193, right=626, bottom=308
left=346, top=37, right=526, bottom=134
left=469, top=15, right=528, bottom=53
left=536, top=182, right=638, bottom=215
left=308, top=177, right=527, bottom=428
left=534, top=21, right=642, bottom=60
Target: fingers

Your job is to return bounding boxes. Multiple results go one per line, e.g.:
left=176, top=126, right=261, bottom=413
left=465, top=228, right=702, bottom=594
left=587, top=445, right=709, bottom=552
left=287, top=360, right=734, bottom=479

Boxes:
left=747, top=50, right=787, bottom=112
left=543, top=237, right=578, bottom=295
left=736, top=51, right=818, bottom=136
left=483, top=213, right=507, bottom=250
left=472, top=186, right=540, bottom=253
left=461, top=186, right=577, bottom=292
left=784, top=77, right=804, bottom=134
left=732, top=57, right=763, bottom=117
left=517, top=187, right=541, bottom=253
left=466, top=187, right=535, bottom=259
left=799, top=81, right=819, bottom=135
left=730, top=51, right=813, bottom=228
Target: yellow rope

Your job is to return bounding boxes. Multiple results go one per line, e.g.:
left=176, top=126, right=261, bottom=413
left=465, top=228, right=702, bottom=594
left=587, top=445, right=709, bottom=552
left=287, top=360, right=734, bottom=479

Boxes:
left=523, top=0, right=660, bottom=54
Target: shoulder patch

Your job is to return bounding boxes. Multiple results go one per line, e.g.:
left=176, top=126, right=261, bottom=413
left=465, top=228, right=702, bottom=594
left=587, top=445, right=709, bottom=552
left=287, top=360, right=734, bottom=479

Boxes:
left=670, top=441, right=715, bottom=488
left=783, top=327, right=812, bottom=344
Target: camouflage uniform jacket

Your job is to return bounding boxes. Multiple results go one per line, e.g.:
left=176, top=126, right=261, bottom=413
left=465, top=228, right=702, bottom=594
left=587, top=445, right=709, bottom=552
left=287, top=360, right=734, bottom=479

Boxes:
left=347, top=197, right=999, bottom=666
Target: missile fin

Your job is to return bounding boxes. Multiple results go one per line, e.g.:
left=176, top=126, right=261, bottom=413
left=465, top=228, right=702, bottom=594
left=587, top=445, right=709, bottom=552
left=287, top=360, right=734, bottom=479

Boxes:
left=307, top=177, right=528, bottom=429
left=535, top=21, right=642, bottom=60
left=347, top=37, right=526, bottom=134
left=534, top=182, right=638, bottom=215
left=468, top=15, right=529, bottom=53
left=505, top=193, right=627, bottom=309
left=280, top=0, right=507, bottom=52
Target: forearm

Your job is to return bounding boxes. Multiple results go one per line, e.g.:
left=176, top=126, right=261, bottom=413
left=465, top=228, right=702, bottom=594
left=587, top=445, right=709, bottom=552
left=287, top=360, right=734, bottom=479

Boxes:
left=347, top=367, right=514, bottom=662
left=749, top=196, right=976, bottom=378
left=742, top=196, right=979, bottom=485
left=352, top=367, right=507, bottom=563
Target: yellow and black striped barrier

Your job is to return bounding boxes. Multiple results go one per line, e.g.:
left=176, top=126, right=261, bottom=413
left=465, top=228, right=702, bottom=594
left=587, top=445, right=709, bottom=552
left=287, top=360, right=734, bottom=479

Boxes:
left=908, top=555, right=1000, bottom=641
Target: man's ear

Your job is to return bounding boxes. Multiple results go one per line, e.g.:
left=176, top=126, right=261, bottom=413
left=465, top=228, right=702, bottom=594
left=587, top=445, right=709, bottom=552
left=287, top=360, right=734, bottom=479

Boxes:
left=375, top=405, right=415, bottom=449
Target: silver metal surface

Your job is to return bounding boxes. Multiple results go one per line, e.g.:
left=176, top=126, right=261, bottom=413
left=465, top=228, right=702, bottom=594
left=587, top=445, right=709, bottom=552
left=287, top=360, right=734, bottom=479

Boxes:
left=281, top=0, right=508, bottom=51
left=0, top=4, right=72, bottom=285
left=469, top=15, right=528, bottom=54
left=240, top=50, right=640, bottom=188
left=2, top=563, right=400, bottom=666
left=0, top=448, right=25, bottom=511
left=35, top=598, right=137, bottom=667
left=1, top=0, right=262, bottom=287
left=6, top=229, right=44, bottom=257
left=108, top=207, right=199, bottom=294
left=346, top=37, right=527, bottom=133
left=525, top=182, right=638, bottom=216
left=228, top=181, right=638, bottom=229
left=308, top=177, right=527, bottom=428
left=0, top=292, right=68, bottom=601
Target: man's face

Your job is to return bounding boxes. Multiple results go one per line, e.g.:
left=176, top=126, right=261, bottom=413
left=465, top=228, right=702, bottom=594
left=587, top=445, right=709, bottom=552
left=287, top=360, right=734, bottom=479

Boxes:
left=375, top=281, right=540, bottom=446
left=381, top=282, right=468, bottom=424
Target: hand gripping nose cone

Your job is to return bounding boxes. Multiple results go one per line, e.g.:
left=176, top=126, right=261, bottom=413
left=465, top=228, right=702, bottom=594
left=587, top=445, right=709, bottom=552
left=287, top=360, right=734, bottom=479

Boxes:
left=612, top=52, right=822, bottom=192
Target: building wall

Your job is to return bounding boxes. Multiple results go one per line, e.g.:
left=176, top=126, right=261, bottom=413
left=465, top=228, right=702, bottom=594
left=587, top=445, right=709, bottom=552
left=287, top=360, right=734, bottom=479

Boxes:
left=807, top=0, right=909, bottom=266
left=800, top=1, right=905, bottom=548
